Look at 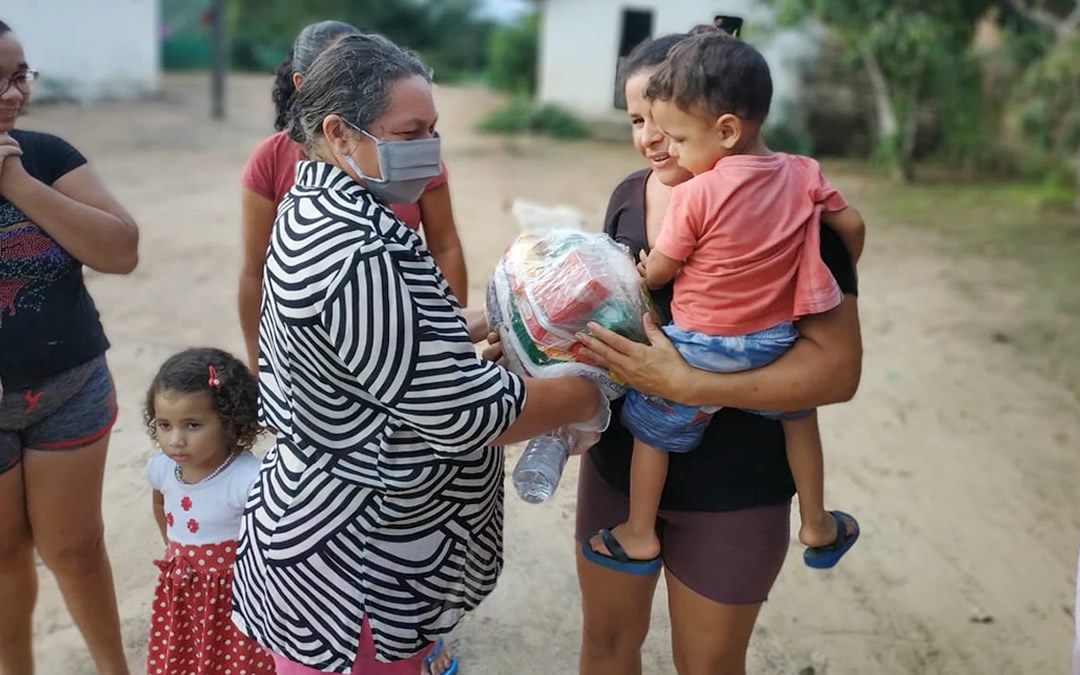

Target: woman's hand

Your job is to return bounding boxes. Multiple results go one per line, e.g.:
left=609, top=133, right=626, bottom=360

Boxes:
left=569, top=429, right=601, bottom=456
left=480, top=330, right=507, bottom=366
left=467, top=305, right=508, bottom=365
left=568, top=386, right=611, bottom=435
left=0, top=133, right=24, bottom=186
left=464, top=306, right=489, bottom=344
left=575, top=314, right=692, bottom=401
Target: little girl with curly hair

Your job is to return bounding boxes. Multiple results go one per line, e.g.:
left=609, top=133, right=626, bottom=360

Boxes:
left=143, top=348, right=274, bottom=675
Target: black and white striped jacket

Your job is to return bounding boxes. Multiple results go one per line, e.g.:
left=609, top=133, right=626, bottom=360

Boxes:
left=232, top=161, right=526, bottom=671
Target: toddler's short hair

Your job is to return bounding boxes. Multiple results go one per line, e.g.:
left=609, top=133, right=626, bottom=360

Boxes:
left=645, top=31, right=773, bottom=123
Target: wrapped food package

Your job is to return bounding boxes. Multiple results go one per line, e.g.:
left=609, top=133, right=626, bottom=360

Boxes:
left=486, top=228, right=654, bottom=399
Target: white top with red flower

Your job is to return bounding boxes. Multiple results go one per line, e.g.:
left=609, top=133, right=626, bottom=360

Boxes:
left=147, top=450, right=261, bottom=546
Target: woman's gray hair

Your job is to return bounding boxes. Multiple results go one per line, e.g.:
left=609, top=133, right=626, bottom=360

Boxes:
left=292, top=20, right=359, bottom=75
left=287, top=33, right=432, bottom=148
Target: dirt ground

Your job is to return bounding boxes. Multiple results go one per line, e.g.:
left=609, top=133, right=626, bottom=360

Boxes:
left=16, top=74, right=1079, bottom=674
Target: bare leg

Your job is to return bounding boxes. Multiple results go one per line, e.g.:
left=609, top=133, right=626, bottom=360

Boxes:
left=666, top=569, right=763, bottom=675
left=25, top=439, right=130, bottom=675
left=577, top=544, right=659, bottom=675
left=782, top=412, right=837, bottom=548
left=0, top=462, right=35, bottom=675
left=589, top=439, right=666, bottom=562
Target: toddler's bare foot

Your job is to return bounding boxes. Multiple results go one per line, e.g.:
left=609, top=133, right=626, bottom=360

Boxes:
left=422, top=641, right=455, bottom=675
left=799, top=510, right=856, bottom=548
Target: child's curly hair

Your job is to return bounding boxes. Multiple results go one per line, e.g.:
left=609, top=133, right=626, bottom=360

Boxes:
left=144, top=348, right=263, bottom=452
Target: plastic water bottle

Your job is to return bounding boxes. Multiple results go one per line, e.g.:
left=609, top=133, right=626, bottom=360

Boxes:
left=512, top=428, right=575, bottom=504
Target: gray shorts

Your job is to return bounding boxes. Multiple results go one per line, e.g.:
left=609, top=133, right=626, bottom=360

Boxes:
left=0, top=356, right=117, bottom=475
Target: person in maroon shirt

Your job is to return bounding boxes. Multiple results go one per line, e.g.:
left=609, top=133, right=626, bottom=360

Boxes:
left=237, top=20, right=467, bottom=372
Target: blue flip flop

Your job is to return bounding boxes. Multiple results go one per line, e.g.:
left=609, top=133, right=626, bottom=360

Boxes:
left=804, top=511, right=860, bottom=569
left=581, top=528, right=662, bottom=575
left=423, top=639, right=458, bottom=675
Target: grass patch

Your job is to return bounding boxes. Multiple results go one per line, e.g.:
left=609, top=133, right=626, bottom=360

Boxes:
left=839, top=165, right=1080, bottom=396
left=476, top=98, right=591, bottom=141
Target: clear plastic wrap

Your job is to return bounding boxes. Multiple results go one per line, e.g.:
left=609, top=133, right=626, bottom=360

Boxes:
left=485, top=226, right=655, bottom=400
left=488, top=204, right=654, bottom=503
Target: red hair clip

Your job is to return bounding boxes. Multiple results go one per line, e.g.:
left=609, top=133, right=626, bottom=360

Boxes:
left=207, top=365, right=222, bottom=389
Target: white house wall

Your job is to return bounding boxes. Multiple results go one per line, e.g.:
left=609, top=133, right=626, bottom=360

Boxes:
left=537, top=0, right=817, bottom=124
left=537, top=0, right=625, bottom=120
left=4, top=0, right=160, bottom=102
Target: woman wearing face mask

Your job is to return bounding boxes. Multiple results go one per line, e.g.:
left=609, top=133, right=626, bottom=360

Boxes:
left=230, top=33, right=608, bottom=675
left=0, top=19, right=138, bottom=675
left=238, top=20, right=467, bottom=373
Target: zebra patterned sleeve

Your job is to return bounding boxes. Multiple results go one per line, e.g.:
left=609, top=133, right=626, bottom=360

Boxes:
left=320, top=247, right=526, bottom=456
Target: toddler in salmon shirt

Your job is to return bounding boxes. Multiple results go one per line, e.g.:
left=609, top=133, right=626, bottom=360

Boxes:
left=586, top=29, right=866, bottom=574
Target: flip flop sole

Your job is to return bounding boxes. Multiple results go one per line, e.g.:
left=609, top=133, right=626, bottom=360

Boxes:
left=804, top=511, right=860, bottom=569
left=580, top=532, right=662, bottom=576
left=424, top=640, right=459, bottom=675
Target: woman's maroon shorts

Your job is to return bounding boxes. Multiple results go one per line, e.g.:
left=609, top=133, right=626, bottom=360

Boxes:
left=575, top=455, right=790, bottom=605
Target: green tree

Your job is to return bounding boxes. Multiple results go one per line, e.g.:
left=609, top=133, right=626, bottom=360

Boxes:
left=1006, top=0, right=1080, bottom=210
left=1007, top=0, right=1079, bottom=40
left=775, top=0, right=993, bottom=182
left=419, top=1, right=494, bottom=81
left=486, top=12, right=539, bottom=95
left=226, top=0, right=490, bottom=77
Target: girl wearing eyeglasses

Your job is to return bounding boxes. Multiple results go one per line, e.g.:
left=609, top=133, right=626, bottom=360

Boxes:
left=0, top=19, right=139, bottom=675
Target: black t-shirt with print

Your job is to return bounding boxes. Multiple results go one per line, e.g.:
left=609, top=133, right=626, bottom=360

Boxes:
left=588, top=168, right=858, bottom=512
left=0, top=129, right=109, bottom=388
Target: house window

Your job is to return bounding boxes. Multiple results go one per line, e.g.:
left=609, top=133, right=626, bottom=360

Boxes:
left=613, top=9, right=654, bottom=110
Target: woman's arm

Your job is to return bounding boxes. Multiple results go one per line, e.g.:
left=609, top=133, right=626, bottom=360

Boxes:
left=324, top=247, right=599, bottom=455
left=0, top=155, right=138, bottom=274
left=152, top=490, right=168, bottom=546
left=461, top=311, right=602, bottom=441
left=238, top=188, right=277, bottom=372
left=490, top=376, right=602, bottom=446
left=419, top=182, right=469, bottom=305
left=576, top=295, right=862, bottom=410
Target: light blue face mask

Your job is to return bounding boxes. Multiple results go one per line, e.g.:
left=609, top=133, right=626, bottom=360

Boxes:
left=342, top=121, right=442, bottom=204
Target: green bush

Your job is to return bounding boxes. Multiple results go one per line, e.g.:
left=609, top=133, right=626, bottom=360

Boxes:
left=477, top=98, right=591, bottom=140
left=222, top=0, right=494, bottom=76
left=476, top=98, right=533, bottom=133
left=160, top=0, right=212, bottom=69
left=486, top=13, right=539, bottom=95
left=162, top=33, right=212, bottom=70
left=534, top=104, right=591, bottom=140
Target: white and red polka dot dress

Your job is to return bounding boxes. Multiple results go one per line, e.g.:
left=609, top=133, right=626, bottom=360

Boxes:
left=146, top=451, right=274, bottom=675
